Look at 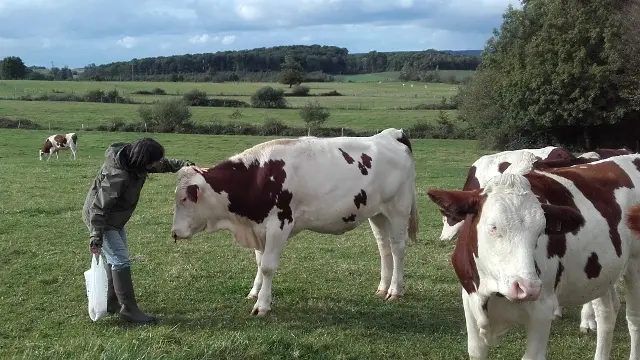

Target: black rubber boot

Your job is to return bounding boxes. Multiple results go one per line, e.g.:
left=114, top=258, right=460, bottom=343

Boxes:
left=105, top=264, right=120, bottom=314
left=111, top=267, right=157, bottom=323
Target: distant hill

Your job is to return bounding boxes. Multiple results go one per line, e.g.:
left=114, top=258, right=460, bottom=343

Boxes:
left=444, top=50, right=483, bottom=56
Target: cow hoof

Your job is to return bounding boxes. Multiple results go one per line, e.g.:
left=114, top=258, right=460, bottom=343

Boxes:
left=553, top=313, right=563, bottom=320
left=385, top=294, right=403, bottom=301
left=251, top=307, right=270, bottom=317
left=246, top=294, right=258, bottom=300
left=375, top=290, right=387, bottom=298
left=580, top=327, right=590, bottom=333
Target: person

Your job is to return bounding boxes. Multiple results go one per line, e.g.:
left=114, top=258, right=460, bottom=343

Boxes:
left=82, top=137, right=195, bottom=324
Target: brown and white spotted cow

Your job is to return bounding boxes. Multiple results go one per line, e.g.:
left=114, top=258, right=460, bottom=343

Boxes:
left=39, top=132, right=78, bottom=160
left=171, top=128, right=419, bottom=316
left=427, top=154, right=640, bottom=360
left=438, top=146, right=574, bottom=242
left=578, top=147, right=633, bottom=161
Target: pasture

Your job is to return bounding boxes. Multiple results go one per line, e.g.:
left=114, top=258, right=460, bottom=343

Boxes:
left=0, top=129, right=634, bottom=359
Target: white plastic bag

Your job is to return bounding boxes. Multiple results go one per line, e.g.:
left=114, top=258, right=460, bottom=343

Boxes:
left=84, top=254, right=109, bottom=321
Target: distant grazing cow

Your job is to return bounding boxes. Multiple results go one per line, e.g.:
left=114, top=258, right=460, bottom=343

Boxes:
left=438, top=146, right=574, bottom=242
left=427, top=154, right=640, bottom=360
left=39, top=132, right=78, bottom=160
left=171, top=128, right=419, bottom=316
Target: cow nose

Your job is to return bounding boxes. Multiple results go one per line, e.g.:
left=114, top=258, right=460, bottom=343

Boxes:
left=512, top=280, right=542, bottom=301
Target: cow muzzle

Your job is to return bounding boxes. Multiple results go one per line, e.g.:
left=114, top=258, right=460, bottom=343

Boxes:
left=507, top=279, right=542, bottom=301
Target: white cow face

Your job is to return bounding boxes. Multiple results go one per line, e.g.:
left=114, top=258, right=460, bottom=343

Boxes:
left=171, top=169, right=212, bottom=240
left=428, top=173, right=584, bottom=302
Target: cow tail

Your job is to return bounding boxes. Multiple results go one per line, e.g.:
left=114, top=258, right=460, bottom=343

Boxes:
left=408, top=184, right=419, bottom=244
left=71, top=133, right=78, bottom=144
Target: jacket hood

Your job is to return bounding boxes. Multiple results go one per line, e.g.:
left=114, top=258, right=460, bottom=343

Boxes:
left=104, top=142, right=130, bottom=170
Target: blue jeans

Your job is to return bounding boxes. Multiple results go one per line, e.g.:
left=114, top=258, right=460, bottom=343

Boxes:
left=102, top=228, right=130, bottom=270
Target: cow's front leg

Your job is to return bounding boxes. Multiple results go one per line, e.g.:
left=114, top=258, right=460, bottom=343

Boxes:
left=522, top=299, right=554, bottom=360
left=247, top=249, right=263, bottom=299
left=251, top=223, right=289, bottom=317
left=463, top=291, right=489, bottom=360
left=592, top=288, right=619, bottom=360
left=368, top=214, right=393, bottom=297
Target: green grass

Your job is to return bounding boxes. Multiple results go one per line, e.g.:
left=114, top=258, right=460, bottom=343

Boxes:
left=0, top=80, right=459, bottom=109
left=334, top=70, right=475, bottom=83
left=0, top=129, right=633, bottom=359
left=0, top=99, right=457, bottom=132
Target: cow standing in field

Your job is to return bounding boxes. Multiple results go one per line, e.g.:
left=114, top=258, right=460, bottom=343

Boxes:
left=39, top=132, right=78, bottom=160
left=170, top=128, right=419, bottom=316
left=438, top=146, right=574, bottom=242
left=427, top=154, right=640, bottom=360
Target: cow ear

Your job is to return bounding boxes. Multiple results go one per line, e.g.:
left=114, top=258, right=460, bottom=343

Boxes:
left=427, top=189, right=482, bottom=219
left=186, top=184, right=200, bottom=203
left=542, top=204, right=584, bottom=235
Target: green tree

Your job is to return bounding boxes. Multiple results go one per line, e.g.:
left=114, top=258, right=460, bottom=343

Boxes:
left=279, top=55, right=304, bottom=88
left=459, top=0, right=640, bottom=150
left=299, top=100, right=330, bottom=135
left=0, top=56, right=27, bottom=80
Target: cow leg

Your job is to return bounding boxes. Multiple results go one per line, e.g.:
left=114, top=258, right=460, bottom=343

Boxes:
left=251, top=224, right=289, bottom=317
left=592, top=289, right=619, bottom=359
left=624, top=261, right=640, bottom=360
left=246, top=249, right=263, bottom=299
left=368, top=214, right=393, bottom=298
left=463, top=290, right=489, bottom=360
left=580, top=302, right=597, bottom=333
left=385, top=216, right=408, bottom=300
left=46, top=150, right=53, bottom=161
left=522, top=299, right=554, bottom=360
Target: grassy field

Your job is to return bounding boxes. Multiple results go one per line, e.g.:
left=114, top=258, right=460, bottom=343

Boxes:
left=0, top=129, right=633, bottom=359
left=334, top=70, right=475, bottom=83
left=0, top=80, right=460, bottom=109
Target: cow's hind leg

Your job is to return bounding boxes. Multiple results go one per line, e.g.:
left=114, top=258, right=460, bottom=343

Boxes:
left=247, top=249, right=263, bottom=299
left=251, top=221, right=289, bottom=317
left=384, top=215, right=409, bottom=300
left=592, top=288, right=619, bottom=359
left=368, top=214, right=393, bottom=298
left=580, top=302, right=597, bottom=333
left=624, top=261, right=640, bottom=360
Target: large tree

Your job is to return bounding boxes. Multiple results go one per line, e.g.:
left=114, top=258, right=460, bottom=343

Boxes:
left=0, top=56, right=27, bottom=80
left=459, top=0, right=640, bottom=150
left=278, top=55, right=304, bottom=88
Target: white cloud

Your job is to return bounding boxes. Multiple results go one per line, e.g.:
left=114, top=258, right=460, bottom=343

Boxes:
left=221, top=35, right=236, bottom=45
left=300, top=36, right=312, bottom=42
left=188, top=34, right=218, bottom=44
left=116, top=36, right=138, bottom=49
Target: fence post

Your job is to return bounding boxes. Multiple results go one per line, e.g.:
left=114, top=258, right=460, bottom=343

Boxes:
left=341, top=127, right=344, bottom=137
left=307, top=128, right=311, bottom=136
left=18, top=120, right=20, bottom=129
left=49, top=122, right=51, bottom=130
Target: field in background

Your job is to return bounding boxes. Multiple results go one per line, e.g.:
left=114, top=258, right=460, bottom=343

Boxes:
left=0, top=80, right=460, bottom=132
left=0, top=130, right=630, bottom=359
left=334, top=70, right=475, bottom=83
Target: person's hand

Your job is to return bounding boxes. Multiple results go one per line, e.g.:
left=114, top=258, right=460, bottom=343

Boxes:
left=89, top=238, right=102, bottom=255
left=90, top=246, right=101, bottom=255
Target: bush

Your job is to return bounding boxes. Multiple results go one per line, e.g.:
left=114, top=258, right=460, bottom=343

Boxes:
left=133, top=87, right=167, bottom=95
left=299, top=100, right=330, bottom=128
left=251, top=86, right=287, bottom=108
left=138, top=98, right=193, bottom=132
left=290, top=85, right=310, bottom=96
left=318, top=90, right=342, bottom=96
left=183, top=89, right=210, bottom=106
left=0, top=117, right=43, bottom=129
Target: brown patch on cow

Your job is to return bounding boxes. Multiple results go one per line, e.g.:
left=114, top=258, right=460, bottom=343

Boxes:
left=626, top=205, right=640, bottom=239
left=450, top=197, right=486, bottom=294
left=199, top=159, right=294, bottom=230
left=427, top=189, right=482, bottom=222
left=354, top=190, right=367, bottom=209
left=585, top=252, right=602, bottom=279
left=524, top=172, right=581, bottom=258
left=544, top=147, right=574, bottom=161
left=498, top=162, right=511, bottom=173
left=53, top=134, right=67, bottom=147
left=357, top=153, right=373, bottom=175
left=40, top=139, right=53, bottom=154
left=632, top=158, right=640, bottom=173
left=462, top=166, right=480, bottom=191
left=554, top=261, right=564, bottom=290
left=186, top=184, right=199, bottom=203
left=595, top=148, right=632, bottom=159
left=342, top=214, right=356, bottom=223
left=533, top=157, right=595, bottom=170
left=338, top=148, right=355, bottom=164
left=547, top=161, right=635, bottom=257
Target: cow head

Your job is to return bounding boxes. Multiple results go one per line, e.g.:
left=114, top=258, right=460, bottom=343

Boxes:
left=171, top=166, right=223, bottom=240
left=428, top=173, right=584, bottom=302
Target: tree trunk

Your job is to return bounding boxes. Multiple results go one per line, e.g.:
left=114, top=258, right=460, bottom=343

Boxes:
left=583, top=128, right=592, bottom=150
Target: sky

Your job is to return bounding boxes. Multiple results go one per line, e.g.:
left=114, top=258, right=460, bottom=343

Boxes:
left=0, top=0, right=522, bottom=68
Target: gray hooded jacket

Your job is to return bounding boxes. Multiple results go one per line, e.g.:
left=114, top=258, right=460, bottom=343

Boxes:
left=82, top=142, right=192, bottom=247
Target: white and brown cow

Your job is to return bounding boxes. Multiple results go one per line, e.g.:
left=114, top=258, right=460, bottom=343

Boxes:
left=578, top=147, right=633, bottom=161
left=427, top=154, right=640, bottom=360
left=171, top=128, right=419, bottom=316
left=39, top=133, right=78, bottom=160
left=438, top=146, right=575, bottom=242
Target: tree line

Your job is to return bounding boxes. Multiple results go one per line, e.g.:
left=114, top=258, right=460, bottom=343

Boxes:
left=457, top=0, right=640, bottom=150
